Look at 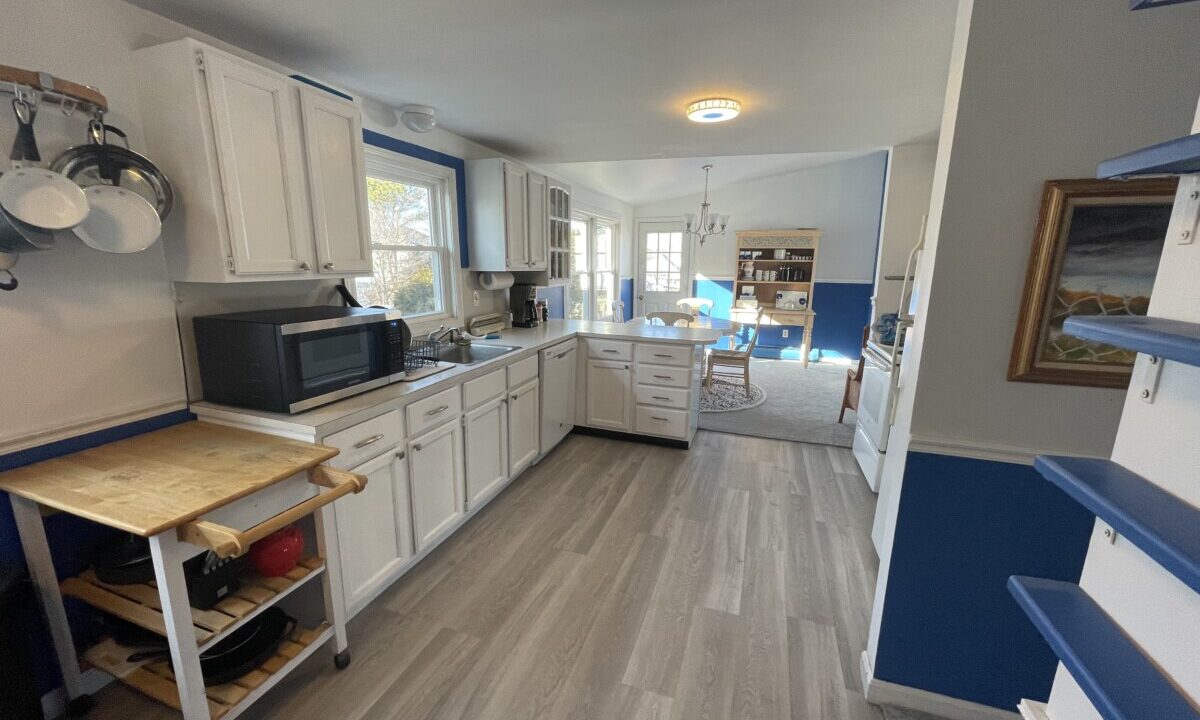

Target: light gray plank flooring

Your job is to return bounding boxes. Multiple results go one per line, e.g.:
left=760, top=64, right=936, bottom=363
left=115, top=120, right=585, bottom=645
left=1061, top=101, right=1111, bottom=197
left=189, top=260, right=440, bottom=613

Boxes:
left=87, top=431, right=884, bottom=720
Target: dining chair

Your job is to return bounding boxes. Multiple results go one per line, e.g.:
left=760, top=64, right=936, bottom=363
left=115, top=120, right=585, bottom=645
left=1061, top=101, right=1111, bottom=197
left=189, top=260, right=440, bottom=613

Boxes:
left=647, top=311, right=694, bottom=327
left=611, top=300, right=625, bottom=321
left=676, top=297, right=714, bottom=316
left=706, top=308, right=765, bottom=397
left=839, top=325, right=871, bottom=422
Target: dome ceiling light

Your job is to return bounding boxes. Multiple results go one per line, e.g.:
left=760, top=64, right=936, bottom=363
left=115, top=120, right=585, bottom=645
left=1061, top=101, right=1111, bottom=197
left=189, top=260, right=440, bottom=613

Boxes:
left=686, top=98, right=741, bottom=123
left=399, top=104, right=437, bottom=133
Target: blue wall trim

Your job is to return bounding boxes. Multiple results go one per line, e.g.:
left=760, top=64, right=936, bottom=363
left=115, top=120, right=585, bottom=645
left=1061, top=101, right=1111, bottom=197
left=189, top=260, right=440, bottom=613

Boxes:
left=361, top=129, right=471, bottom=268
left=0, top=409, right=196, bottom=694
left=289, top=74, right=354, bottom=102
left=873, top=451, right=1093, bottom=710
left=690, top=278, right=872, bottom=360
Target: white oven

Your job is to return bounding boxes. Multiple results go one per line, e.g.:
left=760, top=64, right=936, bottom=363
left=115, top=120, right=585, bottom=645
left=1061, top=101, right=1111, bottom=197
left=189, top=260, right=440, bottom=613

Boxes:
left=853, top=343, right=897, bottom=492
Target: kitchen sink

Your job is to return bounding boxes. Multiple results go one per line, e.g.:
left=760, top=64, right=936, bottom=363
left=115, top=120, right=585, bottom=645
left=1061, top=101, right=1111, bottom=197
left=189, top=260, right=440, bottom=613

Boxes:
left=436, top=343, right=522, bottom=365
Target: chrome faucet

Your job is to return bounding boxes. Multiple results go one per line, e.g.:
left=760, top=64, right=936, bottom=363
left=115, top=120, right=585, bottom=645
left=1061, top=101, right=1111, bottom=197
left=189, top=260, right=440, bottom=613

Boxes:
left=428, top=325, right=464, bottom=344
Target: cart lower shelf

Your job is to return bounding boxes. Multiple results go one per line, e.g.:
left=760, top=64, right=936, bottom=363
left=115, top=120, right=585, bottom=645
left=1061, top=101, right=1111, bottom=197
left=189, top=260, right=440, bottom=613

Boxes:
left=87, top=622, right=332, bottom=719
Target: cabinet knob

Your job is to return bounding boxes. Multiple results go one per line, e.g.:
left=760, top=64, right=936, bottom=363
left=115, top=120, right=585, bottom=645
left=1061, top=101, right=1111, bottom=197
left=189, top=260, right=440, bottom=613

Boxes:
left=396, top=450, right=406, bottom=460
left=323, top=262, right=335, bottom=270
left=299, top=261, right=311, bottom=271
left=412, top=442, right=423, bottom=452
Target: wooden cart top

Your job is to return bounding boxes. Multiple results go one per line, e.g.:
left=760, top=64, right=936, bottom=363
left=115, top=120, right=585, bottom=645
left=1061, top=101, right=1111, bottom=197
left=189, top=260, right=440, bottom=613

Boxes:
left=0, top=421, right=338, bottom=537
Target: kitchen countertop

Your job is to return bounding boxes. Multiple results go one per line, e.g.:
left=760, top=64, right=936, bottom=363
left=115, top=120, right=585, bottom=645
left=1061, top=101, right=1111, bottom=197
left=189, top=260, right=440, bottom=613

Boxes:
left=192, top=319, right=722, bottom=437
left=0, top=421, right=338, bottom=536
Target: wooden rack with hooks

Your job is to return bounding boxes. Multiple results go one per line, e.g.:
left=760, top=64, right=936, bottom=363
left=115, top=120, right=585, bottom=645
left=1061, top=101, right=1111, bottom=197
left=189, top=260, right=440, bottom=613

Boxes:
left=0, top=63, right=108, bottom=115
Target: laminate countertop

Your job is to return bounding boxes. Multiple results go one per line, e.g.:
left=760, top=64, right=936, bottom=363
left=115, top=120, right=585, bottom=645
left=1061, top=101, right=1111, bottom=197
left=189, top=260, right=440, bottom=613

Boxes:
left=0, top=421, right=338, bottom=536
left=192, top=319, right=722, bottom=438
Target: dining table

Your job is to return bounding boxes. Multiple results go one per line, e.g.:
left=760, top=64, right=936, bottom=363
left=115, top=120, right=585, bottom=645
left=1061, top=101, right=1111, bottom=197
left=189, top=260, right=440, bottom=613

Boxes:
left=626, top=315, right=742, bottom=337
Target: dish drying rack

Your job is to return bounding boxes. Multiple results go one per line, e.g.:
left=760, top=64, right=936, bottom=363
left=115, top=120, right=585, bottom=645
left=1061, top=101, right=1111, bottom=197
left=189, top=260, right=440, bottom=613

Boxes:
left=405, top=339, right=440, bottom=368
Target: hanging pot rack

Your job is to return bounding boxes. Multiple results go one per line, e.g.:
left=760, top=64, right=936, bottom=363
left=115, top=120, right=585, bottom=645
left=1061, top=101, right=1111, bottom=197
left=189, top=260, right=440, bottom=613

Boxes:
left=0, top=63, right=108, bottom=118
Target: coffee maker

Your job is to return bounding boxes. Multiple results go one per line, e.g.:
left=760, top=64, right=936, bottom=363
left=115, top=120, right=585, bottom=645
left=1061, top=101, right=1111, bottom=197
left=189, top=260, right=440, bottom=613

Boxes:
left=509, top=283, right=540, bottom=327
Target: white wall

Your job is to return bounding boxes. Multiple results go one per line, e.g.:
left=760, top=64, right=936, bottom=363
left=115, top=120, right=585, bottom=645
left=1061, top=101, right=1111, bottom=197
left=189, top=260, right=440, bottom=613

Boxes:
left=871, top=143, right=938, bottom=323
left=632, top=152, right=888, bottom=282
left=867, top=0, right=1200, bottom=679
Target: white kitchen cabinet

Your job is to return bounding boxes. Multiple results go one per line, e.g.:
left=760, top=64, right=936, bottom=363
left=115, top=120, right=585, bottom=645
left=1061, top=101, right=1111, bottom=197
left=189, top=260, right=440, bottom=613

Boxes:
left=540, top=341, right=577, bottom=453
left=526, top=171, right=548, bottom=271
left=508, top=378, right=541, bottom=477
left=334, top=446, right=412, bottom=615
left=463, top=396, right=508, bottom=509
left=586, top=359, right=633, bottom=431
left=503, top=162, right=529, bottom=269
left=134, top=38, right=371, bottom=282
left=298, top=85, right=372, bottom=275
left=408, top=420, right=465, bottom=551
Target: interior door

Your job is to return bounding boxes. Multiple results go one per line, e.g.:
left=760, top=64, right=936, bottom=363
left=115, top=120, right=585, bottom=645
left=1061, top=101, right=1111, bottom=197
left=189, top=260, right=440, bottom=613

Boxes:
left=502, top=162, right=529, bottom=268
left=202, top=49, right=313, bottom=274
left=637, top=221, right=690, bottom=315
left=297, top=85, right=372, bottom=275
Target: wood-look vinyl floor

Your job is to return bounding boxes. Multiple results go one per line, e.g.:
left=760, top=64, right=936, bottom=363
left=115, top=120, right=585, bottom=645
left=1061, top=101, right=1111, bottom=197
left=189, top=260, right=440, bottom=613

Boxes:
left=88, top=431, right=883, bottom=720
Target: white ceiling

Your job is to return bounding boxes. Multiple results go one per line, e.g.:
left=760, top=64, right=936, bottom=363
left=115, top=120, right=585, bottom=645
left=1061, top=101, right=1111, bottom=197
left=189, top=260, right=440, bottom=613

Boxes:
left=541, top=151, right=872, bottom=206
left=123, top=0, right=957, bottom=164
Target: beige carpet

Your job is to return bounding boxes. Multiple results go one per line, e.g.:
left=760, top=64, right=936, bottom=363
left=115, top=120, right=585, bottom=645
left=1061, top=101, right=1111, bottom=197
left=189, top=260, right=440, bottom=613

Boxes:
left=699, top=358, right=857, bottom=447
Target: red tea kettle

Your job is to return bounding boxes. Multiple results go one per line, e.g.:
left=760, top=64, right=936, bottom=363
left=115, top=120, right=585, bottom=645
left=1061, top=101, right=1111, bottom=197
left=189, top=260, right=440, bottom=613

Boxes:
left=248, top=525, right=304, bottom=577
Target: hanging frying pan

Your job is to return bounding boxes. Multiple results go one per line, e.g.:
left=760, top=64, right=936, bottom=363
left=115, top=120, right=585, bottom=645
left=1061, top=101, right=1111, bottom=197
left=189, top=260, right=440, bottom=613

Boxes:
left=0, top=97, right=89, bottom=231
left=51, top=122, right=174, bottom=220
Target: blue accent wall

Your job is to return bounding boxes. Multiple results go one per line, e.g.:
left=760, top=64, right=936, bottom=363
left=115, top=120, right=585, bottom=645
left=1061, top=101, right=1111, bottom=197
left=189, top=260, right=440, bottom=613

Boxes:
left=690, top=278, right=872, bottom=360
left=535, top=285, right=566, bottom=319
left=0, top=410, right=195, bottom=694
left=361, top=129, right=470, bottom=268
left=873, top=451, right=1093, bottom=710
left=619, top=277, right=634, bottom=321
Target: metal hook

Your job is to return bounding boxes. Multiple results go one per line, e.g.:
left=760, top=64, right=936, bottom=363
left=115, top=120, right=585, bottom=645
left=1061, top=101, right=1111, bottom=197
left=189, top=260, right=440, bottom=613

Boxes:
left=0, top=269, right=17, bottom=292
left=60, top=98, right=78, bottom=117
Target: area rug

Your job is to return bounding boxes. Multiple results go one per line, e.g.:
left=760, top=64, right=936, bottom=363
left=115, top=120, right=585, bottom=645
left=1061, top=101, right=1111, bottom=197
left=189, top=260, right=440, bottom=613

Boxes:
left=697, top=358, right=857, bottom=447
left=700, top=379, right=766, bottom=412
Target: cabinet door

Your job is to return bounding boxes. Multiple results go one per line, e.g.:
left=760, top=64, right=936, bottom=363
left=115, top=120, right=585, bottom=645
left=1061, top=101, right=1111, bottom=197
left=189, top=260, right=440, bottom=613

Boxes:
left=202, top=50, right=313, bottom=275
left=502, top=161, right=528, bottom=268
left=464, top=396, right=508, bottom=509
left=298, top=86, right=372, bottom=275
left=526, top=171, right=548, bottom=270
left=508, top=378, right=540, bottom=477
left=586, top=359, right=632, bottom=431
left=408, top=420, right=465, bottom=551
left=334, top=448, right=412, bottom=614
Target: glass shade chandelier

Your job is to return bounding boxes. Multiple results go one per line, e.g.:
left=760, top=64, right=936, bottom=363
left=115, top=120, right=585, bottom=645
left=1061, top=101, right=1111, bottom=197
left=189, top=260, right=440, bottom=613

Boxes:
left=684, top=164, right=728, bottom=246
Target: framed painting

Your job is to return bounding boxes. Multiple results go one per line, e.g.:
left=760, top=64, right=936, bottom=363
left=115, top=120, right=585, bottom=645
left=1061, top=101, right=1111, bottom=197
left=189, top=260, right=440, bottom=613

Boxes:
left=1008, top=178, right=1178, bottom=388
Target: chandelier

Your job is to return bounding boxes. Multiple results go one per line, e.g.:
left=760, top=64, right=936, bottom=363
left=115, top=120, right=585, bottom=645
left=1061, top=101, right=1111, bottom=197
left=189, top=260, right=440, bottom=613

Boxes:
left=683, top=164, right=728, bottom=246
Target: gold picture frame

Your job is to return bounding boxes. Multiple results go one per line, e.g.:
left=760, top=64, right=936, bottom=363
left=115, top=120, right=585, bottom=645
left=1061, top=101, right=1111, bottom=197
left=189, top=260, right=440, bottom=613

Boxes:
left=1008, top=178, right=1177, bottom=388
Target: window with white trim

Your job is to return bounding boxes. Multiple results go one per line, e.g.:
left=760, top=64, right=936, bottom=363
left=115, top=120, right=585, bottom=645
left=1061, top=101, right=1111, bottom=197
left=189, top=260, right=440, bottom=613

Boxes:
left=568, top=215, right=619, bottom=320
left=354, top=147, right=459, bottom=326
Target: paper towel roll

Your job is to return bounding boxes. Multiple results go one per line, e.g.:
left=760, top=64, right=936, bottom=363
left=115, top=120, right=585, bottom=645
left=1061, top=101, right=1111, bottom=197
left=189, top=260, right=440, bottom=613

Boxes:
left=478, top=271, right=515, bottom=290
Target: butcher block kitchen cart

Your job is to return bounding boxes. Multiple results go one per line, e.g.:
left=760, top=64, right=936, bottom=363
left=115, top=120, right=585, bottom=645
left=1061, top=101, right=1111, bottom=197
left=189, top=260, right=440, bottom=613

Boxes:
left=0, top=421, right=366, bottom=719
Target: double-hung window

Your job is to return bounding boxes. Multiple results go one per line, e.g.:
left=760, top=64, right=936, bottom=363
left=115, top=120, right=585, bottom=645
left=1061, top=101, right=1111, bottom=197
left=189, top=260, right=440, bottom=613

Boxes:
left=568, top=215, right=619, bottom=320
left=354, top=147, right=459, bottom=327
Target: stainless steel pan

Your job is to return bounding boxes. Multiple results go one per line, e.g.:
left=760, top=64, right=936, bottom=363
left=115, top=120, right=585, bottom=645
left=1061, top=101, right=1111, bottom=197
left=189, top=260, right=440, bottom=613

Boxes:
left=51, top=122, right=174, bottom=220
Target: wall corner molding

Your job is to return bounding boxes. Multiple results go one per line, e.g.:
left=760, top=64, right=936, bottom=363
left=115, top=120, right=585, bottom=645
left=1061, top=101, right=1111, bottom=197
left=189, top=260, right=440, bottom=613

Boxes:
left=861, top=651, right=1022, bottom=720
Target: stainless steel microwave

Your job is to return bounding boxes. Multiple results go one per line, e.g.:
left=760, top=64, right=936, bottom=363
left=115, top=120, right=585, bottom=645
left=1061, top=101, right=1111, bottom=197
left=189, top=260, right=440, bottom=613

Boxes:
left=193, top=306, right=410, bottom=413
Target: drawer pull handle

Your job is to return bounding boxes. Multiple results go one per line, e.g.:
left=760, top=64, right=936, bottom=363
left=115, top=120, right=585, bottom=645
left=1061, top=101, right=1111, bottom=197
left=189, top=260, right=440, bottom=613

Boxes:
left=654, top=374, right=672, bottom=380
left=177, top=466, right=367, bottom=558
left=425, top=405, right=450, bottom=416
left=601, top=349, right=619, bottom=354
left=652, top=396, right=670, bottom=401
left=651, top=416, right=669, bottom=422
left=654, top=353, right=672, bottom=358
left=354, top=433, right=385, bottom=449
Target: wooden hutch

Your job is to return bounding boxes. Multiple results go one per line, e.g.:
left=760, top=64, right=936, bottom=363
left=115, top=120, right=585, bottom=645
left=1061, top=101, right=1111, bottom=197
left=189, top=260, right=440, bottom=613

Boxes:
left=730, top=229, right=821, bottom=366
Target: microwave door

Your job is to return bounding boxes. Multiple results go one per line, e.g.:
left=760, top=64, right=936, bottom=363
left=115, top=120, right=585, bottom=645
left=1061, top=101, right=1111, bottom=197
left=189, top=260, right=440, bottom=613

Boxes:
left=295, top=331, right=375, bottom=395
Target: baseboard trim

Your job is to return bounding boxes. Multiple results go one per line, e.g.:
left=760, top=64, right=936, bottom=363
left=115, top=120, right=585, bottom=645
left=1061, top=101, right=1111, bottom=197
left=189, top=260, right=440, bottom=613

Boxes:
left=41, top=669, right=113, bottom=719
left=860, top=651, right=1021, bottom=720
left=570, top=426, right=690, bottom=449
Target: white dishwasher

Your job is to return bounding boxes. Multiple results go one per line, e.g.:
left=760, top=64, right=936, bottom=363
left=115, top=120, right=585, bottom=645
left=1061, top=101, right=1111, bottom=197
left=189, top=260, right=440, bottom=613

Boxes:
left=540, top=339, right=577, bottom=454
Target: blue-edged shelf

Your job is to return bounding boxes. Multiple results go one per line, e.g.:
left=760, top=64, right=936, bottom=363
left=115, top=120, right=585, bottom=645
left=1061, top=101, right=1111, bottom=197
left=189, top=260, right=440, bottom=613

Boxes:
left=1062, top=316, right=1200, bottom=369
left=1097, top=132, right=1200, bottom=178
left=1009, top=576, right=1200, bottom=720
left=1035, top=455, right=1200, bottom=596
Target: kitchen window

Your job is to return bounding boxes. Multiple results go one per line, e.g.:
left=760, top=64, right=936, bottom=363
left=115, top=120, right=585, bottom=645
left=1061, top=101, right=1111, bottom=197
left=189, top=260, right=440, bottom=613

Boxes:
left=568, top=215, right=619, bottom=320
left=354, top=147, right=459, bottom=326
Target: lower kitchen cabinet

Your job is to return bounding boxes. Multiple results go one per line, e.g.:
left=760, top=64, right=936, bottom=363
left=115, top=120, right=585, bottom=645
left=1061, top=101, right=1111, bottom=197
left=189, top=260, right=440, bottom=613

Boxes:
left=586, top=359, right=633, bottom=431
left=408, top=420, right=466, bottom=551
left=508, top=378, right=540, bottom=476
left=464, top=395, right=509, bottom=509
left=333, top=446, right=413, bottom=614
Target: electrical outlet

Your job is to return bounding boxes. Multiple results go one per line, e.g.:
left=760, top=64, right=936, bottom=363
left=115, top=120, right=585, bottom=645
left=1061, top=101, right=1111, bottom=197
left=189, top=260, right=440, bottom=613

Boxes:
left=781, top=329, right=789, bottom=338
left=473, top=290, right=480, bottom=306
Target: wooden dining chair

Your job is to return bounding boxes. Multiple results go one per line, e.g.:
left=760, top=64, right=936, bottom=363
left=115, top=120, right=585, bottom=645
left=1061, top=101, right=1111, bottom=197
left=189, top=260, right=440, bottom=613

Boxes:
left=839, top=325, right=871, bottom=423
left=676, top=297, right=714, bottom=316
left=647, top=311, right=693, bottom=327
left=706, top=308, right=765, bottom=397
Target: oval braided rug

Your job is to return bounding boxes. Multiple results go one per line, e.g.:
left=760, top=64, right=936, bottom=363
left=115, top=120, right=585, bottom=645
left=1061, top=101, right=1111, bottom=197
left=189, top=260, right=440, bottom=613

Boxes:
left=700, top=378, right=766, bottom=413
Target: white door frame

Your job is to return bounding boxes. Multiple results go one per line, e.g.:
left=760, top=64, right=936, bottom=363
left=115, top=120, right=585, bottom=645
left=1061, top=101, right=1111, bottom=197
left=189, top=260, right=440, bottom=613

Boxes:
left=634, top=217, right=691, bottom=317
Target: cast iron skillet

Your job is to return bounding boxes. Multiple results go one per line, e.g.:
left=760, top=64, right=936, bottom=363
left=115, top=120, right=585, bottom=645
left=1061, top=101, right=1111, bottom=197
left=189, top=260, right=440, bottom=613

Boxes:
left=127, top=608, right=297, bottom=686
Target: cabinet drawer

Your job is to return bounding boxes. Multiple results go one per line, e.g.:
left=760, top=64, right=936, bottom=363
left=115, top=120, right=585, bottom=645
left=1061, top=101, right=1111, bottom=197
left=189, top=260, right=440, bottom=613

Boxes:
left=323, top=409, right=402, bottom=469
left=587, top=339, right=633, bottom=361
left=200, top=471, right=317, bottom=537
left=636, top=343, right=692, bottom=367
left=638, top=363, right=689, bottom=388
left=406, top=387, right=462, bottom=436
left=635, top=406, right=689, bottom=439
left=462, top=368, right=506, bottom=409
left=507, top=354, right=539, bottom=387
left=635, top=384, right=689, bottom=409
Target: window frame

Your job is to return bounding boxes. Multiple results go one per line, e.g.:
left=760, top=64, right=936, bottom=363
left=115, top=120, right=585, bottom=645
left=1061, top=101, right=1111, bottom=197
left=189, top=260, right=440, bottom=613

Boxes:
left=357, top=146, right=461, bottom=334
left=568, top=212, right=620, bottom=321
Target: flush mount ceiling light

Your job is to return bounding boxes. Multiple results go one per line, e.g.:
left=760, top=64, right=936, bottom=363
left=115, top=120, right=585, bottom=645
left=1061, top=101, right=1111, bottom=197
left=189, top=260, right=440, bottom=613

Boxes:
left=399, top=104, right=437, bottom=133
left=686, top=98, right=741, bottom=123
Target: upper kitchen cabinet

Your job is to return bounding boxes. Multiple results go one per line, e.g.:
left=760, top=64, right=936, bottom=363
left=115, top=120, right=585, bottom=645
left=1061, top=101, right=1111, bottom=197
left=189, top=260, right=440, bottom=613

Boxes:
left=133, top=39, right=372, bottom=282
left=466, top=158, right=570, bottom=284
